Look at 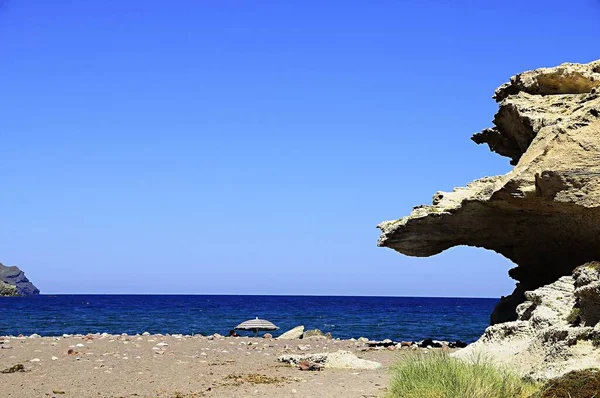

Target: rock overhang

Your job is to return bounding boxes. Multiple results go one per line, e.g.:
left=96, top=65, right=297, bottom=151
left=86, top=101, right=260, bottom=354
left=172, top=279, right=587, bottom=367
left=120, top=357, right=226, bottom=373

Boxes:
left=377, top=59, right=600, bottom=324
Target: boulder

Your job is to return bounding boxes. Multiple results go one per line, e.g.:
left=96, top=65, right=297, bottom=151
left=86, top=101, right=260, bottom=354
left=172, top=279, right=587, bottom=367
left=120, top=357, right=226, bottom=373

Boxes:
left=277, top=325, right=304, bottom=340
left=278, top=350, right=381, bottom=370
left=298, top=360, right=323, bottom=371
left=453, top=262, right=600, bottom=380
left=377, top=59, right=600, bottom=324
left=418, top=338, right=444, bottom=348
left=302, top=329, right=332, bottom=339
left=0, top=263, right=39, bottom=296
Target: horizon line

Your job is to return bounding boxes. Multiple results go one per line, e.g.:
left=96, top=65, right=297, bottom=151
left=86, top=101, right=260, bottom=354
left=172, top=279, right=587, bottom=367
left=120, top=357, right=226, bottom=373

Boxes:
left=34, top=293, right=500, bottom=300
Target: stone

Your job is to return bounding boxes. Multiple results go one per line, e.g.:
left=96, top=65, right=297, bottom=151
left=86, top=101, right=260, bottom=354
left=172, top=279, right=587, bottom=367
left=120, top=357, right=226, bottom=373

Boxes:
left=453, top=262, right=600, bottom=380
left=377, top=59, right=600, bottom=324
left=366, top=339, right=396, bottom=348
left=0, top=263, right=39, bottom=295
left=449, top=340, right=467, bottom=348
left=418, top=339, right=443, bottom=348
left=142, top=332, right=150, bottom=336
left=263, top=333, right=273, bottom=339
left=278, top=350, right=381, bottom=370
left=298, top=360, right=323, bottom=371
left=277, top=326, right=305, bottom=340
left=302, top=329, right=332, bottom=339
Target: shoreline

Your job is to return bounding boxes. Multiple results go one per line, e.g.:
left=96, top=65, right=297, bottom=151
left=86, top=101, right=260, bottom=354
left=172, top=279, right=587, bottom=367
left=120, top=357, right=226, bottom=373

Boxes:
left=1, top=331, right=470, bottom=349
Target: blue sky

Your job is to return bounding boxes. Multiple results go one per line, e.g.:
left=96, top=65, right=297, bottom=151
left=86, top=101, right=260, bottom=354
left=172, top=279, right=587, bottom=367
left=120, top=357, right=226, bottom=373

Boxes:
left=1, top=1, right=599, bottom=296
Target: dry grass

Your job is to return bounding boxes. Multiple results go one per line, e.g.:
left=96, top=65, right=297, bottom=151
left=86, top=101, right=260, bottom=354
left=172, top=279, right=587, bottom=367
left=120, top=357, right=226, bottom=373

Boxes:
left=535, top=369, right=600, bottom=398
left=223, top=373, right=288, bottom=386
left=0, top=364, right=25, bottom=374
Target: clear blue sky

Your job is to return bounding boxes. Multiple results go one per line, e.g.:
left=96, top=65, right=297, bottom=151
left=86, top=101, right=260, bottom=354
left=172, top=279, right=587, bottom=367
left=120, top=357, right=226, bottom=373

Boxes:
left=1, top=1, right=599, bottom=296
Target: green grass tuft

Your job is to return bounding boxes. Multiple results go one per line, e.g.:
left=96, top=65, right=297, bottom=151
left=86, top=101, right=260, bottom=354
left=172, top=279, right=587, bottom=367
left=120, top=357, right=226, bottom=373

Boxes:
left=387, top=353, right=539, bottom=398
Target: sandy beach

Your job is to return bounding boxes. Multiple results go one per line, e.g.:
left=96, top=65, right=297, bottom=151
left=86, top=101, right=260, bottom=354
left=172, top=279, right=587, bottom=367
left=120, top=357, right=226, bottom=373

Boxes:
left=0, top=333, right=424, bottom=398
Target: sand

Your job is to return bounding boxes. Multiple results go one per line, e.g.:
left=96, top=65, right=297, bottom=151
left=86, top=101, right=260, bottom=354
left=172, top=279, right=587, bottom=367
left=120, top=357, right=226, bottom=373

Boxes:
left=0, top=333, right=421, bottom=398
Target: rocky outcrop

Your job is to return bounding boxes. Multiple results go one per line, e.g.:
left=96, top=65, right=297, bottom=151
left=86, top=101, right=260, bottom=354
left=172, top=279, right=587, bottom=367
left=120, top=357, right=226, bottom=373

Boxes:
left=377, top=59, right=600, bottom=323
left=0, top=263, right=39, bottom=296
left=453, top=262, right=600, bottom=380
left=0, top=281, right=18, bottom=296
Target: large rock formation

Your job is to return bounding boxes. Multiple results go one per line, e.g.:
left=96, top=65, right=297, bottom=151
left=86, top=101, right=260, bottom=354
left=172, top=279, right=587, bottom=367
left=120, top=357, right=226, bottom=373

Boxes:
left=378, top=59, right=600, bottom=324
left=453, top=262, right=600, bottom=380
left=0, top=263, right=39, bottom=296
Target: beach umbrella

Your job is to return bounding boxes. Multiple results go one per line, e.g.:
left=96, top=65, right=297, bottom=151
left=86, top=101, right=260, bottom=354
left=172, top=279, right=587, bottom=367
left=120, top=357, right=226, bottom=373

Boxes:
left=235, top=317, right=279, bottom=337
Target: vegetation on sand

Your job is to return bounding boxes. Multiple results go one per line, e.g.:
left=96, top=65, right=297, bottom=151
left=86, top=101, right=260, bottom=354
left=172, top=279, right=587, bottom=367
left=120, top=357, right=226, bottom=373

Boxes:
left=535, top=369, right=600, bottom=398
left=387, top=353, right=539, bottom=398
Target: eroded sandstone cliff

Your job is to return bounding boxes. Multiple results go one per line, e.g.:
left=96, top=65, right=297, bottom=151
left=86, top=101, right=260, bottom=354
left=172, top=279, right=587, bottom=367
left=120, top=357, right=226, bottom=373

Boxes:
left=378, top=59, right=600, bottom=324
left=453, top=262, right=600, bottom=380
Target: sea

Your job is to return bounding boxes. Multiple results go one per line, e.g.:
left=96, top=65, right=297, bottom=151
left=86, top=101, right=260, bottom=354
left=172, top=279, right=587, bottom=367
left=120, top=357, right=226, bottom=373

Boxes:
left=0, top=295, right=497, bottom=343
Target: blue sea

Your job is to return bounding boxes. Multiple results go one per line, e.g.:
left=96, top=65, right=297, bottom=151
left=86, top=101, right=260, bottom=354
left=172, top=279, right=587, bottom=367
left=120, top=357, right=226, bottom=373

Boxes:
left=0, top=295, right=497, bottom=342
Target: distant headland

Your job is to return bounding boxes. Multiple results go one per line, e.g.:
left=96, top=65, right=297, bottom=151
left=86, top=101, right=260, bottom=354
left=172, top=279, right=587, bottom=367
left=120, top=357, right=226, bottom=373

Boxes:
left=0, top=262, right=39, bottom=296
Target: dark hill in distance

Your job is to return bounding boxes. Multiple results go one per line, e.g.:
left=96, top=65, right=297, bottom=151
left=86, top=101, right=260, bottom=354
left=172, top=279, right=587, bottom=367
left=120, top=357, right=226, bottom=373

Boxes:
left=0, top=263, right=39, bottom=296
